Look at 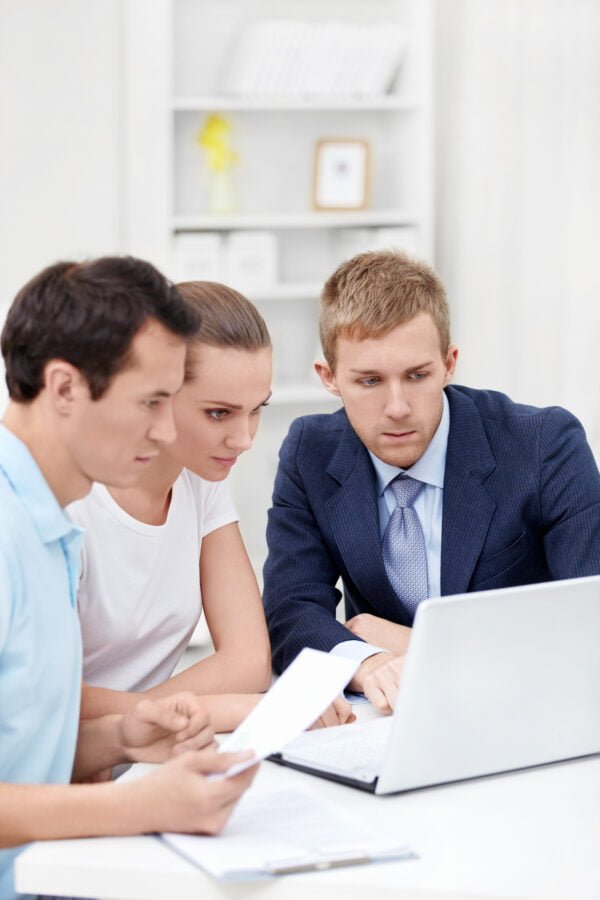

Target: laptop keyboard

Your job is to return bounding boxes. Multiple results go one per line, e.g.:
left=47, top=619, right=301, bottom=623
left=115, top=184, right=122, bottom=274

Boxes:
left=281, top=717, right=393, bottom=783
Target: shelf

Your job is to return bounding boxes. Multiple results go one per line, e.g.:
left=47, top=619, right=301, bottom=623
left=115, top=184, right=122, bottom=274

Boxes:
left=248, top=282, right=322, bottom=301
left=125, top=0, right=434, bottom=581
left=269, top=385, right=339, bottom=405
left=172, top=95, right=420, bottom=112
left=173, top=210, right=420, bottom=231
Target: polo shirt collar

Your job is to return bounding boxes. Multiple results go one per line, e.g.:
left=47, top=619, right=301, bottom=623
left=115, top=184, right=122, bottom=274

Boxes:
left=369, top=392, right=450, bottom=495
left=0, top=423, right=82, bottom=544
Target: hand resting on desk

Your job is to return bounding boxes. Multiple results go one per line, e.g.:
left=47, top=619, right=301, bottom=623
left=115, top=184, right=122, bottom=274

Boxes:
left=310, top=695, right=356, bottom=729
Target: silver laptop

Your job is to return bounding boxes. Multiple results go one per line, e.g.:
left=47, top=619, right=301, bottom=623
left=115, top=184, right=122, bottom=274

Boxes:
left=270, top=575, right=600, bottom=794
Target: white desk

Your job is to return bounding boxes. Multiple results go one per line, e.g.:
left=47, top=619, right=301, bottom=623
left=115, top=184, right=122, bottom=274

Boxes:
left=15, top=736, right=600, bottom=900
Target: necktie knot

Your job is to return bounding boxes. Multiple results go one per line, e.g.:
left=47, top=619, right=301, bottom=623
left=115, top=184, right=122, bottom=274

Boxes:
left=390, top=474, right=423, bottom=509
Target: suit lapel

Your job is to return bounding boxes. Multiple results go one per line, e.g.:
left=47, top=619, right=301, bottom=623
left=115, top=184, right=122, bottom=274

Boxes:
left=324, top=417, right=407, bottom=622
left=322, top=392, right=499, bottom=607
left=441, top=388, right=497, bottom=595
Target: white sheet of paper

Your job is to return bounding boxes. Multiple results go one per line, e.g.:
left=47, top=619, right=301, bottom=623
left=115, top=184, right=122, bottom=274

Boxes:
left=214, top=648, right=359, bottom=777
left=162, top=785, right=415, bottom=880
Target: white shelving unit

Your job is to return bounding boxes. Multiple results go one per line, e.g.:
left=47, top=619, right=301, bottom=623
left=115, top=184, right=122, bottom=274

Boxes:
left=172, top=210, right=421, bottom=230
left=123, top=0, right=434, bottom=575
left=173, top=96, right=420, bottom=112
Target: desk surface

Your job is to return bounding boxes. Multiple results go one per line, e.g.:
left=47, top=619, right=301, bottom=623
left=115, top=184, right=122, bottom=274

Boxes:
left=15, top=712, right=600, bottom=900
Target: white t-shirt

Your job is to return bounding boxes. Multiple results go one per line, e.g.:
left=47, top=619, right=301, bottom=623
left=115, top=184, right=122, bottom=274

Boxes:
left=67, top=470, right=238, bottom=692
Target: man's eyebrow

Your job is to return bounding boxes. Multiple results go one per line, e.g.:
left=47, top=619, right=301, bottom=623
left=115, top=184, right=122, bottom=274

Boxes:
left=406, top=360, right=435, bottom=372
left=348, top=360, right=435, bottom=375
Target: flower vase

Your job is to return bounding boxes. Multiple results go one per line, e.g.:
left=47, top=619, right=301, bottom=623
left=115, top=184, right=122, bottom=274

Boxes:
left=208, top=170, right=235, bottom=214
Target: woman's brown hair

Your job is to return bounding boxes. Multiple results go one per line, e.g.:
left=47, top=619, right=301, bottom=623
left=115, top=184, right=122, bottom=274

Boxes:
left=176, top=281, right=271, bottom=381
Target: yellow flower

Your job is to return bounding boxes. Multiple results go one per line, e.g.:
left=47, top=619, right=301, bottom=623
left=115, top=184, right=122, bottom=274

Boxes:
left=196, top=114, right=238, bottom=172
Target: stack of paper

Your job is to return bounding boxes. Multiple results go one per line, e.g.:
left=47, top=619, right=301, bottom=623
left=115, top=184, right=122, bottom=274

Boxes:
left=219, top=20, right=408, bottom=97
left=162, top=785, right=415, bottom=880
left=147, top=649, right=418, bottom=879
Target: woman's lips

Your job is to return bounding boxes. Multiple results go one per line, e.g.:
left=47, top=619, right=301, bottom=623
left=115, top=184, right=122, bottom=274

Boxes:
left=212, top=456, right=238, bottom=467
left=135, top=452, right=159, bottom=463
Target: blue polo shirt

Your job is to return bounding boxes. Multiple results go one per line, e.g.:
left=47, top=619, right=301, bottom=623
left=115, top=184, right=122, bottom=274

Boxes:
left=0, top=424, right=83, bottom=900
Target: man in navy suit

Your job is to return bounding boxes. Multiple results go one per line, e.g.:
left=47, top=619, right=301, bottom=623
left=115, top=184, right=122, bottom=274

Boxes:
left=263, top=250, right=600, bottom=712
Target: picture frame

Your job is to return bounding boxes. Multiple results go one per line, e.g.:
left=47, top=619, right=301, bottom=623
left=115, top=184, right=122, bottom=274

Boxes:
left=313, top=139, right=370, bottom=211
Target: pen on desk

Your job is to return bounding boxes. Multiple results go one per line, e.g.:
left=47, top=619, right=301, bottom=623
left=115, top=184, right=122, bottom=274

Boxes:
left=266, top=852, right=371, bottom=875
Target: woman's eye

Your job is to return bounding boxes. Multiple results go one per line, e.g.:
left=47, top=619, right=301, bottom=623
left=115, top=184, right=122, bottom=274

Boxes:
left=143, top=399, right=161, bottom=409
left=207, top=409, right=229, bottom=420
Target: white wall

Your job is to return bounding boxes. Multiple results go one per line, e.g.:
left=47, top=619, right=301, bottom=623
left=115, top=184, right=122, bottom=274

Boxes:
left=2, top=0, right=599, bottom=463
left=435, top=0, right=600, bottom=458
left=0, top=0, right=123, bottom=409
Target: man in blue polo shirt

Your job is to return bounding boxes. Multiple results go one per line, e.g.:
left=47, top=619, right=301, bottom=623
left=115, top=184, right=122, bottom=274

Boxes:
left=0, top=257, right=256, bottom=899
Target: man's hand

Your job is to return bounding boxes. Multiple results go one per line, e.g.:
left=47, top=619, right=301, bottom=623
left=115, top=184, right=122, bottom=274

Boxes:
left=345, top=613, right=412, bottom=656
left=121, top=692, right=215, bottom=764
left=128, top=748, right=259, bottom=836
left=350, top=653, right=405, bottom=714
left=361, top=655, right=405, bottom=714
left=309, top=695, right=356, bottom=729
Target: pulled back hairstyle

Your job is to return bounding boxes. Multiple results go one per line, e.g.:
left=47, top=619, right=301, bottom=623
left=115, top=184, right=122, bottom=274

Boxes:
left=2, top=256, right=198, bottom=401
left=176, top=281, right=271, bottom=382
left=319, top=250, right=451, bottom=369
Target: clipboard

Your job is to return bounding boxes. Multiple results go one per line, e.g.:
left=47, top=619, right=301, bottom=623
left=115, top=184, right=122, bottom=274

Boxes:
left=160, top=785, right=416, bottom=881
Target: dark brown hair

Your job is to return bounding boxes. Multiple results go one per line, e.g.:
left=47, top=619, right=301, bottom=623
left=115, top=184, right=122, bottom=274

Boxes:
left=2, top=256, right=198, bottom=401
left=320, top=250, right=451, bottom=369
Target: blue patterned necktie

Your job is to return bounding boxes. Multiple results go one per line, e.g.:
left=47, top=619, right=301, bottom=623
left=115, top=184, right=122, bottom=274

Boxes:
left=382, top=474, right=429, bottom=619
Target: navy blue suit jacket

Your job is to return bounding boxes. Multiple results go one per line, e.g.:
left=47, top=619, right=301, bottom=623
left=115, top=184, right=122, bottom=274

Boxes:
left=263, top=385, right=600, bottom=672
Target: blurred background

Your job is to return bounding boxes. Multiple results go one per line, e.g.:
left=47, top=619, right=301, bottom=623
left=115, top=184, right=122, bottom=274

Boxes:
left=1, top=0, right=599, bottom=577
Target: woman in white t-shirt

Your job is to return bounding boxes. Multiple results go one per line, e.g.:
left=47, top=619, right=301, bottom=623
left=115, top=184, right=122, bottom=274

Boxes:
left=71, top=281, right=352, bottom=731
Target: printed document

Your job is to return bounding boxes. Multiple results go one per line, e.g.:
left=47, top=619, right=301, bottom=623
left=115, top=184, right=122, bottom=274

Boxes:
left=162, top=784, right=415, bottom=880
left=215, top=647, right=359, bottom=777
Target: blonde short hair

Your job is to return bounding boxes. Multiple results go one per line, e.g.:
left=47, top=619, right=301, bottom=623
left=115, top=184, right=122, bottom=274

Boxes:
left=319, top=250, right=450, bottom=369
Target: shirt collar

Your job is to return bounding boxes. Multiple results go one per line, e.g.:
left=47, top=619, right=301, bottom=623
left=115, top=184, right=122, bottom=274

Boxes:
left=369, top=392, right=450, bottom=495
left=0, top=424, right=83, bottom=544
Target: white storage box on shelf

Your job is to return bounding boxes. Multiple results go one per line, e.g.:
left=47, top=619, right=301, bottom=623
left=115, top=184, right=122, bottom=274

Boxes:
left=224, top=230, right=279, bottom=292
left=172, top=232, right=224, bottom=282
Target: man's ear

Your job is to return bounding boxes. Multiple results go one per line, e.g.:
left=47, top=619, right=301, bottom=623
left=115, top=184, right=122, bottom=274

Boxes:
left=43, top=360, right=87, bottom=415
left=314, top=360, right=341, bottom=397
left=443, top=345, right=459, bottom=386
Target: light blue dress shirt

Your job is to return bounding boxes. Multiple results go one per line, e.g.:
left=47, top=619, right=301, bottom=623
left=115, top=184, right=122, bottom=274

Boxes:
left=332, top=394, right=450, bottom=665
left=0, top=424, right=83, bottom=900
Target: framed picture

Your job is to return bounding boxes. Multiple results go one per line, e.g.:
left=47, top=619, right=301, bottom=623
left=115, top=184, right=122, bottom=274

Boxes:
left=313, top=139, right=370, bottom=211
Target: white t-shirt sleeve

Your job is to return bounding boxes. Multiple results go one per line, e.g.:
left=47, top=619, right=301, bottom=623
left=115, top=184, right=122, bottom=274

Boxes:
left=186, top=471, right=239, bottom=538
